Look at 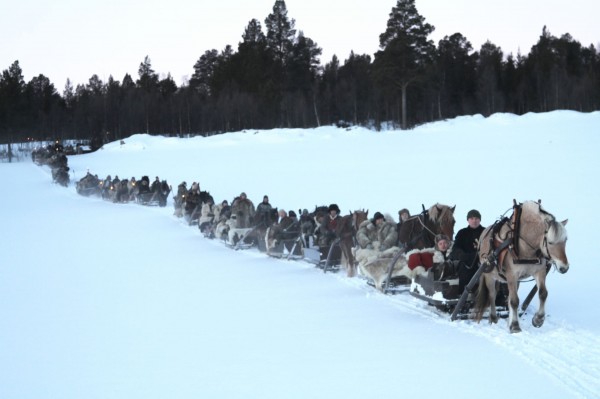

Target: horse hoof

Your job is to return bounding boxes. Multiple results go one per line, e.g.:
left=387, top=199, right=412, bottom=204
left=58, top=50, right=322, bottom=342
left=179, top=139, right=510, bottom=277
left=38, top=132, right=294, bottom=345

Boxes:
left=532, top=315, right=545, bottom=328
left=510, top=324, right=522, bottom=334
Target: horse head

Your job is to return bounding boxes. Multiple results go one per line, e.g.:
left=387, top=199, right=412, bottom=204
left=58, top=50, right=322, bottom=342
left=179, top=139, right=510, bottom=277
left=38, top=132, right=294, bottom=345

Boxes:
left=520, top=201, right=569, bottom=273
left=545, top=218, right=569, bottom=273
left=428, top=203, right=456, bottom=240
left=351, top=209, right=369, bottom=231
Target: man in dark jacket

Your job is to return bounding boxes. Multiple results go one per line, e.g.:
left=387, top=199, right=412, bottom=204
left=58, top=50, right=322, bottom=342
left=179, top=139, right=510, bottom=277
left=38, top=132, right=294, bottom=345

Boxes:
left=319, top=204, right=341, bottom=246
left=256, top=195, right=273, bottom=225
left=450, top=209, right=485, bottom=290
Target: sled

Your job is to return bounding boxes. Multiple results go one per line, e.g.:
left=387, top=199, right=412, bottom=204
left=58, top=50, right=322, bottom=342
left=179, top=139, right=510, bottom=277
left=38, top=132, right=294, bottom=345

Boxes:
left=137, top=190, right=169, bottom=207
left=266, top=235, right=304, bottom=260
left=409, top=264, right=510, bottom=320
left=303, top=238, right=342, bottom=273
left=224, top=226, right=257, bottom=250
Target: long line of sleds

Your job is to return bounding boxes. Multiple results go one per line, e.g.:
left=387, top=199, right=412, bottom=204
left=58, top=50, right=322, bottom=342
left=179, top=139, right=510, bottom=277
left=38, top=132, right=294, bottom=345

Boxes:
left=198, top=206, right=535, bottom=320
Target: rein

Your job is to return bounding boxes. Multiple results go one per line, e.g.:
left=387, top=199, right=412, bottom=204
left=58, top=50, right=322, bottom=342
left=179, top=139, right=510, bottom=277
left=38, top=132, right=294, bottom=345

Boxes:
left=404, top=210, right=434, bottom=249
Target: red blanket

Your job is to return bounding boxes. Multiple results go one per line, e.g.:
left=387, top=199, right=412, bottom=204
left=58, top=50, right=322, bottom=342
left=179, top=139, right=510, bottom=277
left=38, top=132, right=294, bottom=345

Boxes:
left=408, top=252, right=434, bottom=270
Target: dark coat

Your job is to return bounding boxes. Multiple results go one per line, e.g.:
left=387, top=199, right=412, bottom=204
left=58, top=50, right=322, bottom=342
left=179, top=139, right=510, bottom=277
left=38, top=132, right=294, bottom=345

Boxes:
left=450, top=225, right=485, bottom=266
left=450, top=224, right=485, bottom=289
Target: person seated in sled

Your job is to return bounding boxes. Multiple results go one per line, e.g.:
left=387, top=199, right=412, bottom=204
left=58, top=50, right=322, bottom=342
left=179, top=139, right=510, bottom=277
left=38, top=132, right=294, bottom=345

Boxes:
left=128, top=177, right=138, bottom=199
left=151, top=176, right=161, bottom=193
left=138, top=176, right=151, bottom=194
left=396, top=208, right=411, bottom=246
left=407, top=234, right=453, bottom=279
left=299, top=208, right=316, bottom=246
left=255, top=195, right=274, bottom=226
left=354, top=212, right=400, bottom=267
left=199, top=197, right=216, bottom=236
left=357, top=212, right=398, bottom=252
left=184, top=183, right=201, bottom=217
left=319, top=204, right=341, bottom=246
left=231, top=192, right=256, bottom=228
left=219, top=200, right=232, bottom=221
left=449, top=209, right=485, bottom=291
left=288, top=210, right=298, bottom=224
left=102, top=174, right=111, bottom=190
left=115, top=178, right=130, bottom=202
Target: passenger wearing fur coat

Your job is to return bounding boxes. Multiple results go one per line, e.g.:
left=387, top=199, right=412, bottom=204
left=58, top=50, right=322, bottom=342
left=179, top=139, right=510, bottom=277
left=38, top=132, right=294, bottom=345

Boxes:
left=231, top=192, right=256, bottom=228
left=357, top=212, right=398, bottom=251
left=198, top=198, right=216, bottom=233
left=354, top=212, right=400, bottom=270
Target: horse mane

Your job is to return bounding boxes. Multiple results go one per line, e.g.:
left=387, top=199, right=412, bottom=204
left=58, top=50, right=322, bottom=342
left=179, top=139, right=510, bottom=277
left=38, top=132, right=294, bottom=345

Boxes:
left=428, top=203, right=455, bottom=224
left=547, top=219, right=568, bottom=243
left=521, top=201, right=568, bottom=243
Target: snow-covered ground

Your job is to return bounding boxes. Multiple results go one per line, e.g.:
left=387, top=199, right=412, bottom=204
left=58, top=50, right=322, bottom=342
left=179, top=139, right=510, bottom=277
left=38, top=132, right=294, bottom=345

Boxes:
left=1, top=110, right=599, bottom=398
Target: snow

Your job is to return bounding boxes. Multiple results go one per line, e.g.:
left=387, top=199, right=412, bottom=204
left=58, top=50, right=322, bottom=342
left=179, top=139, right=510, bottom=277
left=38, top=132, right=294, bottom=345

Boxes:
left=1, top=110, right=600, bottom=398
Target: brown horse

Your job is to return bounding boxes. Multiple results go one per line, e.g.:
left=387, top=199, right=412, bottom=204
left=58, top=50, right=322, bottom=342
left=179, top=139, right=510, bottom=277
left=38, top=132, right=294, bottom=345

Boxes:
left=398, top=203, right=456, bottom=250
left=335, top=210, right=369, bottom=277
left=474, top=200, right=569, bottom=333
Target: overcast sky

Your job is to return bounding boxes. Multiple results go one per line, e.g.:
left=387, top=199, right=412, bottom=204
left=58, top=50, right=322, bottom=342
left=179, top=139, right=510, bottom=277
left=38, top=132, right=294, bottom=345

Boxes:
left=2, top=0, right=599, bottom=89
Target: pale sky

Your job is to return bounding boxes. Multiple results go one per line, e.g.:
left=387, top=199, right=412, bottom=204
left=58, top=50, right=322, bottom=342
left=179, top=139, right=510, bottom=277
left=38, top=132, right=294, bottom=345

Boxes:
left=2, top=0, right=599, bottom=90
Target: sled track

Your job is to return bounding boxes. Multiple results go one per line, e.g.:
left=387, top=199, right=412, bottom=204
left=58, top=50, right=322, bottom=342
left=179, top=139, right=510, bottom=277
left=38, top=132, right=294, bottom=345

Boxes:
left=330, top=272, right=600, bottom=398
left=476, top=323, right=600, bottom=398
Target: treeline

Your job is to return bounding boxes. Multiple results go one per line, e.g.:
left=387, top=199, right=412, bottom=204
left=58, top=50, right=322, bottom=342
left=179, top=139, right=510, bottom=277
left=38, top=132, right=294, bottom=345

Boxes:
left=1, top=0, right=599, bottom=145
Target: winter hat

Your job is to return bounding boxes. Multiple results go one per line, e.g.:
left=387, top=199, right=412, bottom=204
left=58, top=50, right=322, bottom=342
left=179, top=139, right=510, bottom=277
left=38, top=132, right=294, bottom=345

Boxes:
left=289, top=210, right=297, bottom=218
left=399, top=208, right=410, bottom=217
left=373, top=212, right=385, bottom=222
left=435, top=234, right=451, bottom=244
left=467, top=209, right=481, bottom=220
left=328, top=204, right=340, bottom=213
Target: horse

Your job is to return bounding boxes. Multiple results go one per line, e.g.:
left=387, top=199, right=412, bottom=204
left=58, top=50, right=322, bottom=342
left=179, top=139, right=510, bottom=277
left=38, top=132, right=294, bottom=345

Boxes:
left=335, top=209, right=369, bottom=277
left=474, top=200, right=569, bottom=333
left=265, top=211, right=302, bottom=255
left=398, top=203, right=456, bottom=250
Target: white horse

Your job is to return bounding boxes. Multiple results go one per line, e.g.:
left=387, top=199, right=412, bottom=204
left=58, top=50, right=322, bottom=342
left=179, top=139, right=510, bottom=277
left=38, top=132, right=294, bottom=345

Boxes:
left=475, top=200, right=569, bottom=333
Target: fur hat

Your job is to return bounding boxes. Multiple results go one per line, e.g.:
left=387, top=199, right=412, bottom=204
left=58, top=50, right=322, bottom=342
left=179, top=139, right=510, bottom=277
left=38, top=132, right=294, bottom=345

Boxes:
left=328, top=204, right=340, bottom=213
left=399, top=208, right=410, bottom=217
left=467, top=209, right=481, bottom=220
left=373, top=212, right=385, bottom=222
left=435, top=234, right=451, bottom=244
left=289, top=210, right=297, bottom=218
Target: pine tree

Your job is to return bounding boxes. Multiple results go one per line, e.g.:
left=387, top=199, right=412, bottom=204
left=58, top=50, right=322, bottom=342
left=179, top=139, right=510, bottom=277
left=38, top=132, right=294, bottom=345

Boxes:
left=190, top=49, right=219, bottom=97
left=374, top=0, right=435, bottom=128
left=0, top=60, right=26, bottom=140
left=476, top=41, right=504, bottom=115
left=265, top=0, right=296, bottom=63
left=434, top=33, right=477, bottom=118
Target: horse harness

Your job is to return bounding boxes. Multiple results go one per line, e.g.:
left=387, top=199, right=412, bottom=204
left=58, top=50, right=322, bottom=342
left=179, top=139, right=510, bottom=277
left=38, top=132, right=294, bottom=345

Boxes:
left=483, top=200, right=551, bottom=278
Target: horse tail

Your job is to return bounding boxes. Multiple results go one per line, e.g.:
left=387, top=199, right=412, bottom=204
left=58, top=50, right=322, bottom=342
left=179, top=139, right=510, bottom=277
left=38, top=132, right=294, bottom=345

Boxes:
left=473, top=275, right=490, bottom=322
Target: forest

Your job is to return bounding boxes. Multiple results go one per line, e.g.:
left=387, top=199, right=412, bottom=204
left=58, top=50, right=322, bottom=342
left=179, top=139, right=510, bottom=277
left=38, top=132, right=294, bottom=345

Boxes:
left=1, top=0, right=598, bottom=146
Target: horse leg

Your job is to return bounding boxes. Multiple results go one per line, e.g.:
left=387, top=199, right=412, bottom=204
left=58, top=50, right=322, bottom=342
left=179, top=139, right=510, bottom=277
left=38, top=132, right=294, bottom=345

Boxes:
left=506, top=273, right=522, bottom=333
left=532, top=270, right=548, bottom=328
left=484, top=275, right=498, bottom=324
left=340, top=240, right=356, bottom=278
